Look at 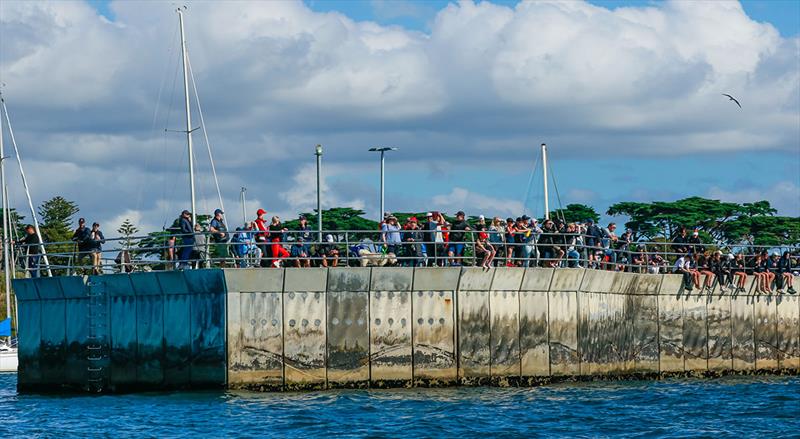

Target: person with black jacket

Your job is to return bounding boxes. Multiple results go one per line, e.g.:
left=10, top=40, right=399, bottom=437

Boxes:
left=178, top=210, right=194, bottom=269
left=71, top=218, right=92, bottom=272
left=21, top=225, right=42, bottom=278
left=777, top=251, right=796, bottom=294
left=88, top=222, right=106, bottom=275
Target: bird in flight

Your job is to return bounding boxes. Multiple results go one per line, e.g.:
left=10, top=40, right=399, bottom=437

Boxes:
left=722, top=93, right=741, bottom=108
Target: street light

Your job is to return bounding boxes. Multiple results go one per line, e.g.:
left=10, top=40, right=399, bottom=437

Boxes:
left=368, top=147, right=398, bottom=221
left=315, top=144, right=323, bottom=243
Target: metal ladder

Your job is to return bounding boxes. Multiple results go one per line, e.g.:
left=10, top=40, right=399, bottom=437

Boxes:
left=85, top=280, right=109, bottom=392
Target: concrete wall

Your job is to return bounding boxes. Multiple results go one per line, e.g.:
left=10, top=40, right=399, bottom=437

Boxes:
left=14, top=266, right=799, bottom=393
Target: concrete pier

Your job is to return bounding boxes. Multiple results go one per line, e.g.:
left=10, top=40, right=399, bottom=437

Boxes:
left=12, top=267, right=800, bottom=393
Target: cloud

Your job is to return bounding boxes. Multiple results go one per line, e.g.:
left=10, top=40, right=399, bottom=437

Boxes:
left=431, top=187, right=523, bottom=217
left=0, top=0, right=797, bottom=231
left=707, top=181, right=800, bottom=217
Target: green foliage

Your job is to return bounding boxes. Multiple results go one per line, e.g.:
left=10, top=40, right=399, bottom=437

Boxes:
left=38, top=196, right=79, bottom=243
left=550, top=204, right=600, bottom=224
left=117, top=218, right=139, bottom=249
left=0, top=208, right=26, bottom=239
left=607, top=197, right=798, bottom=245
left=283, top=207, right=377, bottom=232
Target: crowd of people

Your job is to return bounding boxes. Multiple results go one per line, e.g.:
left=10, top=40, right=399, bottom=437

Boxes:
left=13, top=208, right=799, bottom=296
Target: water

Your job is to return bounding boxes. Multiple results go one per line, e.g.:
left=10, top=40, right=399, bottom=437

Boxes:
left=1, top=374, right=798, bottom=438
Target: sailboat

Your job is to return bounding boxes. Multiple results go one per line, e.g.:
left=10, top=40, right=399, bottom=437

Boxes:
left=0, top=90, right=51, bottom=373
left=0, top=93, right=18, bottom=373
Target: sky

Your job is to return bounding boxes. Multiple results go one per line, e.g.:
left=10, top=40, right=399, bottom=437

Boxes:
left=0, top=0, right=798, bottom=237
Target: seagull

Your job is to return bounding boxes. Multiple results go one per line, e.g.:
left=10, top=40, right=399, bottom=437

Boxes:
left=722, top=93, right=741, bottom=109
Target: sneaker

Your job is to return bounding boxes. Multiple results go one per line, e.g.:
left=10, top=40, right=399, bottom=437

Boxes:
left=788, top=287, right=797, bottom=295
left=272, top=260, right=280, bottom=268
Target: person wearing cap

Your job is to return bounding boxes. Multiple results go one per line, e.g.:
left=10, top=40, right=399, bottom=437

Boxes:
left=474, top=231, right=495, bottom=269
left=253, top=209, right=270, bottom=267
left=177, top=209, right=194, bottom=269
left=71, top=217, right=92, bottom=273
left=209, top=209, right=229, bottom=265
left=584, top=219, right=602, bottom=268
left=293, top=215, right=312, bottom=267
left=381, top=216, right=402, bottom=257
left=687, top=229, right=703, bottom=255
left=448, top=211, right=471, bottom=266
left=424, top=213, right=440, bottom=266
left=474, top=215, right=487, bottom=232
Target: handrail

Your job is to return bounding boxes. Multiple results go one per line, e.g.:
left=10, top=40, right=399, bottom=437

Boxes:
left=6, top=229, right=798, bottom=276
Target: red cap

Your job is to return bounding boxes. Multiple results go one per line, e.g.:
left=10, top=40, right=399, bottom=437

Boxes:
left=256, top=208, right=266, bottom=216
left=409, top=217, right=418, bottom=222
left=479, top=232, right=488, bottom=240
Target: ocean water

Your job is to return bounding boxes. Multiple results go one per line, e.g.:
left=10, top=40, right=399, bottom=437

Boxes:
left=1, top=374, right=798, bottom=438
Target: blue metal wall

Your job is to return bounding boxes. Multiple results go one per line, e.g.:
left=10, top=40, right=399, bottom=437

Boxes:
left=13, top=269, right=227, bottom=393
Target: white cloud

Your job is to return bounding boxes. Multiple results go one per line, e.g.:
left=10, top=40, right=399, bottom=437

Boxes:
left=431, top=187, right=523, bottom=217
left=279, top=163, right=365, bottom=216
left=707, top=181, right=800, bottom=217
left=0, top=0, right=797, bottom=230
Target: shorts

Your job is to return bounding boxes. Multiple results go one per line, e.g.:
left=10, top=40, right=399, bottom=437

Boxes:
left=451, top=243, right=465, bottom=256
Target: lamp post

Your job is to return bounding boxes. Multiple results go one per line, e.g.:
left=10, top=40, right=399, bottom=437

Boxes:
left=368, top=147, right=397, bottom=221
left=239, top=187, right=247, bottom=228
left=315, top=144, right=323, bottom=243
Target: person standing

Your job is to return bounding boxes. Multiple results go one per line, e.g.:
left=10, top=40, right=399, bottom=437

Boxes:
left=209, top=209, right=228, bottom=265
left=253, top=209, right=270, bottom=267
left=448, top=211, right=470, bottom=266
left=88, top=222, right=106, bottom=275
left=71, top=218, right=92, bottom=273
left=21, top=225, right=42, bottom=278
left=178, top=210, right=194, bottom=269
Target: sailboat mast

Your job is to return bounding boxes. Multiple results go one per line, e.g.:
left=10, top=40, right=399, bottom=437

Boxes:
left=542, top=143, right=549, bottom=220
left=0, top=102, right=10, bottom=320
left=178, top=8, right=197, bottom=226
left=0, top=96, right=51, bottom=277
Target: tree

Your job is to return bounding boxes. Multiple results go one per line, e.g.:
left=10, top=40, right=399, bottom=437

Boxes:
left=606, top=197, right=798, bottom=246
left=550, top=204, right=600, bottom=224
left=38, top=196, right=79, bottom=243
left=117, top=218, right=139, bottom=250
left=0, top=208, right=26, bottom=239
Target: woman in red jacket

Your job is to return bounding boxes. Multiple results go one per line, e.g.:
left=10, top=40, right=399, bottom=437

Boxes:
left=253, top=208, right=270, bottom=267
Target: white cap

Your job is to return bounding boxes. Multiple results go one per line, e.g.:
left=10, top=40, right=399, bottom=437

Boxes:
left=478, top=215, right=485, bottom=220
left=325, top=234, right=334, bottom=242
left=426, top=212, right=433, bottom=217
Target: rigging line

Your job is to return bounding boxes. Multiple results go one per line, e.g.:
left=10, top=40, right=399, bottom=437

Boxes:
left=522, top=152, right=540, bottom=217
left=159, top=42, right=183, bottom=226
left=136, top=20, right=180, bottom=214
left=547, top=159, right=566, bottom=223
left=187, top=55, right=225, bottom=218
left=0, top=97, right=52, bottom=276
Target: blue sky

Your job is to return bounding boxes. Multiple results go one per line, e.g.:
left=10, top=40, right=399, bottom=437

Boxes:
left=2, top=0, right=798, bottom=233
left=303, top=0, right=800, bottom=37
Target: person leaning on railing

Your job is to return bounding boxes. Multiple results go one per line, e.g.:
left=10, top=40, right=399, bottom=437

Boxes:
left=71, top=217, right=92, bottom=272
left=20, top=224, right=41, bottom=278
left=209, top=209, right=228, bottom=265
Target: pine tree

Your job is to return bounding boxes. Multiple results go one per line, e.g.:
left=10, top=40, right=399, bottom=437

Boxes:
left=117, top=218, right=139, bottom=249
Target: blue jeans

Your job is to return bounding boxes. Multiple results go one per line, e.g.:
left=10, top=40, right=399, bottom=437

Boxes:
left=28, top=255, right=41, bottom=278
left=179, top=244, right=194, bottom=267
left=567, top=249, right=580, bottom=268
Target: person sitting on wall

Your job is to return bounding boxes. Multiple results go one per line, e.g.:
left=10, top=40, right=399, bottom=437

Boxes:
left=673, top=252, right=694, bottom=292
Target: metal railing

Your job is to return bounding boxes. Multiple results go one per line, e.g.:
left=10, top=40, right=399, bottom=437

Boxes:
left=6, top=229, right=799, bottom=278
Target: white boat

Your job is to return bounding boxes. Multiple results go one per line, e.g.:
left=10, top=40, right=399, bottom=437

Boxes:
left=0, top=340, right=17, bottom=373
